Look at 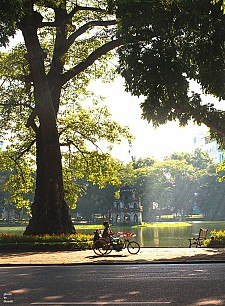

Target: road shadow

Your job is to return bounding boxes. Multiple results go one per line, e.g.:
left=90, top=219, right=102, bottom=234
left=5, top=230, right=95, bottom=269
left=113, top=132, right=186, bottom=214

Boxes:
left=86, top=254, right=128, bottom=259
left=153, top=251, right=225, bottom=263
left=85, top=248, right=225, bottom=264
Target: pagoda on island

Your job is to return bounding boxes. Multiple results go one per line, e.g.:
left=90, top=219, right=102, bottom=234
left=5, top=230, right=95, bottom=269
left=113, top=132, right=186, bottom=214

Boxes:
left=111, top=186, right=143, bottom=225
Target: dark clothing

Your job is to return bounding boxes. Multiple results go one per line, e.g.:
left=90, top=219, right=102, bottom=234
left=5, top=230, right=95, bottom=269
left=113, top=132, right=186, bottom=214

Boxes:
left=94, top=230, right=100, bottom=242
left=102, top=227, right=112, bottom=238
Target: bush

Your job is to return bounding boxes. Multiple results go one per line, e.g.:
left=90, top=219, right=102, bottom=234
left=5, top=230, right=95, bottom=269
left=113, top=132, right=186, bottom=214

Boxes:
left=204, top=229, right=225, bottom=247
left=0, top=233, right=94, bottom=251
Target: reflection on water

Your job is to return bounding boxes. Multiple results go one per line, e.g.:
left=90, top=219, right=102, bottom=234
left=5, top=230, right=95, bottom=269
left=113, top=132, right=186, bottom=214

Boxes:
left=153, top=227, right=160, bottom=247
left=132, top=221, right=225, bottom=247
left=78, top=221, right=225, bottom=247
left=126, top=225, right=192, bottom=247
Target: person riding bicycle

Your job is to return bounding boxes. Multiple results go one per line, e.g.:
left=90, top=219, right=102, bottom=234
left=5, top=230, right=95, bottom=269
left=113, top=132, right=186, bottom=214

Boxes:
left=93, top=221, right=140, bottom=255
left=102, top=221, right=114, bottom=242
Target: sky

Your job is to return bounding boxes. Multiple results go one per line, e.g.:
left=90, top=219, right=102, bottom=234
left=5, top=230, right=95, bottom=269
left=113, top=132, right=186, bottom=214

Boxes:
left=88, top=77, right=210, bottom=162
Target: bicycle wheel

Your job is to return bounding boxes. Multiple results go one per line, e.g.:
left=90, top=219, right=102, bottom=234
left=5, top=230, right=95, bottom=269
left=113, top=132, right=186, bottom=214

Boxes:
left=127, top=241, right=140, bottom=254
left=92, top=239, right=110, bottom=256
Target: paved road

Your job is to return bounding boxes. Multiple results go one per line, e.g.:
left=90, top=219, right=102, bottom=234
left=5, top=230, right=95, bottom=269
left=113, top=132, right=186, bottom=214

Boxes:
left=1, top=263, right=225, bottom=305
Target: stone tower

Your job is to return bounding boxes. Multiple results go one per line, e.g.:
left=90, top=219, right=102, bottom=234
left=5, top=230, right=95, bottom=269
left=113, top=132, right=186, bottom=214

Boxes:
left=111, top=186, right=142, bottom=225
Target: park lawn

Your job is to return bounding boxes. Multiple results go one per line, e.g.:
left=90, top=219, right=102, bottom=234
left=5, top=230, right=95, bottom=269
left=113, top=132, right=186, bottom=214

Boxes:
left=0, top=226, right=26, bottom=235
left=137, top=222, right=191, bottom=228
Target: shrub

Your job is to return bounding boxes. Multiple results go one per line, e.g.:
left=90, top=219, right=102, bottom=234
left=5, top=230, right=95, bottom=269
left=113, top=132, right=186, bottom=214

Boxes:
left=204, top=229, right=225, bottom=247
left=0, top=233, right=94, bottom=251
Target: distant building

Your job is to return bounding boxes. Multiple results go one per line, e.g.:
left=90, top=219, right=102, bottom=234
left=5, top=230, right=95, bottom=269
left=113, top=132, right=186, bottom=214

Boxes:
left=193, top=131, right=224, bottom=163
left=111, top=186, right=143, bottom=225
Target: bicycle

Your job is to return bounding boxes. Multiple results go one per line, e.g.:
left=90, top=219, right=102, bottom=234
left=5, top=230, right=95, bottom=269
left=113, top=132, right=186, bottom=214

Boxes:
left=92, top=232, right=140, bottom=256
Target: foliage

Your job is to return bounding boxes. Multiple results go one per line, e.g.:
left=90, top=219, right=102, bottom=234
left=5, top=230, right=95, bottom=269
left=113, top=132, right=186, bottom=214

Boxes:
left=216, top=158, right=225, bottom=182
left=0, top=232, right=94, bottom=250
left=0, top=150, right=35, bottom=212
left=59, top=102, right=132, bottom=207
left=197, top=164, right=225, bottom=219
left=74, top=149, right=225, bottom=221
left=132, top=157, right=156, bottom=169
left=0, top=43, right=132, bottom=210
left=117, top=0, right=225, bottom=145
left=132, top=158, right=199, bottom=218
left=0, top=0, right=24, bottom=47
left=169, top=149, right=214, bottom=170
left=0, top=232, right=92, bottom=243
left=75, top=183, right=117, bottom=220
left=212, top=0, right=225, bottom=13
left=204, top=229, right=225, bottom=246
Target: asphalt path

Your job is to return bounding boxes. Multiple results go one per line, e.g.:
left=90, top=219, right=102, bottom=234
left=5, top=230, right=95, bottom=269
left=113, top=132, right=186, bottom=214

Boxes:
left=1, top=264, right=225, bottom=305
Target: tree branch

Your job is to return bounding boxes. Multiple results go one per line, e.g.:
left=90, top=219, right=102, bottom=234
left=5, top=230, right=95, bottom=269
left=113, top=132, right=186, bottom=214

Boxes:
left=26, top=109, right=39, bottom=134
left=13, top=138, right=36, bottom=161
left=60, top=38, right=122, bottom=85
left=40, top=5, right=107, bottom=29
left=68, top=5, right=106, bottom=19
left=174, top=104, right=225, bottom=137
left=40, top=21, right=57, bottom=27
left=65, top=19, right=117, bottom=52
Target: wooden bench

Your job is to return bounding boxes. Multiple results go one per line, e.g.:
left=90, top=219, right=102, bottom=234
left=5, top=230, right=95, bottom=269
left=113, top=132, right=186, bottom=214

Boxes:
left=188, top=228, right=208, bottom=248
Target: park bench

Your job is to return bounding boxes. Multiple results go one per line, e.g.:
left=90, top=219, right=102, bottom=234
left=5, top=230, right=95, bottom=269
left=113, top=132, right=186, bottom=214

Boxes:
left=188, top=228, right=208, bottom=248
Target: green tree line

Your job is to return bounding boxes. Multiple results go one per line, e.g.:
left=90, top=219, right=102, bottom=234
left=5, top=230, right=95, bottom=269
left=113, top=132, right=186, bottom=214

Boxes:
left=1, top=148, right=225, bottom=221
left=76, top=149, right=225, bottom=221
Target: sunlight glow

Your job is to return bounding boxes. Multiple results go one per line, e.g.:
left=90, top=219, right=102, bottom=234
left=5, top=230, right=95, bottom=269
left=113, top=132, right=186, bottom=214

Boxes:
left=196, top=299, right=225, bottom=305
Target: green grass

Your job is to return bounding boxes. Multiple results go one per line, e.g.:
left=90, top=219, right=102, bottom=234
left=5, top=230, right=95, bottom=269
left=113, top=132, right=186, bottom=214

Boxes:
left=0, top=225, right=104, bottom=236
left=0, top=226, right=26, bottom=235
left=74, top=224, right=104, bottom=230
left=137, top=222, right=191, bottom=228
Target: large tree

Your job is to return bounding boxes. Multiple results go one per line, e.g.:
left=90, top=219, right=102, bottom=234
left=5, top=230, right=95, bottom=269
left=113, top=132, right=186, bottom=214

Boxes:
left=0, top=0, right=130, bottom=235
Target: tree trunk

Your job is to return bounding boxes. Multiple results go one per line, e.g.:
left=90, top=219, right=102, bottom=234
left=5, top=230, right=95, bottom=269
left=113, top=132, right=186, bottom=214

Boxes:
left=20, top=8, right=75, bottom=235
left=23, top=78, right=75, bottom=235
left=24, top=129, right=75, bottom=235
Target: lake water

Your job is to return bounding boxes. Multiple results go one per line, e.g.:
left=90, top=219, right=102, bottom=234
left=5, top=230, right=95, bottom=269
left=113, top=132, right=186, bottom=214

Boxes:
left=1, top=221, right=225, bottom=247
left=78, top=221, right=225, bottom=247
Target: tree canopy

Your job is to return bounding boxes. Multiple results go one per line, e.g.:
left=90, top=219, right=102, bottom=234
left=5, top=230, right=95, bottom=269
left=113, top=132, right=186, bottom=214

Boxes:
left=117, top=0, right=225, bottom=145
left=0, top=0, right=24, bottom=46
left=74, top=151, right=225, bottom=222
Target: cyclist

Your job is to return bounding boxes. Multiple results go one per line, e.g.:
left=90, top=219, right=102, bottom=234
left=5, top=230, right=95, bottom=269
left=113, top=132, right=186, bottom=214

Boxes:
left=102, top=221, right=112, bottom=238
